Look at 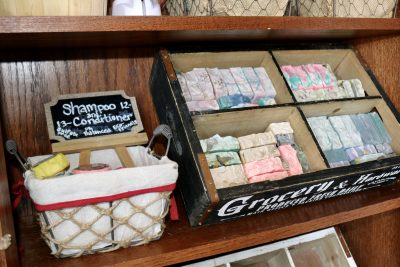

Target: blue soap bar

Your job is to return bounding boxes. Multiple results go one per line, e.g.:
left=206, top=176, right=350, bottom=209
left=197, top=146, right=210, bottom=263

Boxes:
left=324, top=149, right=348, bottom=163
left=217, top=94, right=251, bottom=109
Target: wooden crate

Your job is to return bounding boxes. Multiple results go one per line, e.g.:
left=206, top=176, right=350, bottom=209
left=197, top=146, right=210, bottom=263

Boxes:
left=150, top=46, right=400, bottom=226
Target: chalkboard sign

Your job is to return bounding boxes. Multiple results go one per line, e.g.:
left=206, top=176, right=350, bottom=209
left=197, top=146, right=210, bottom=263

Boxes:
left=45, top=91, right=143, bottom=141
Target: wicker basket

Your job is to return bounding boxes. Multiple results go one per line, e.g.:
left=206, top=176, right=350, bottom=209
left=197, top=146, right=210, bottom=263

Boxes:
left=166, top=0, right=293, bottom=16
left=24, top=146, right=178, bottom=258
left=296, top=0, right=398, bottom=18
left=0, top=0, right=108, bottom=16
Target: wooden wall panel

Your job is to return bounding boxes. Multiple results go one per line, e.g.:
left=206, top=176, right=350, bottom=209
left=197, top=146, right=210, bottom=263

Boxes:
left=340, top=209, right=400, bottom=267
left=353, top=35, right=400, bottom=111
left=0, top=48, right=159, bottom=216
left=343, top=35, right=400, bottom=267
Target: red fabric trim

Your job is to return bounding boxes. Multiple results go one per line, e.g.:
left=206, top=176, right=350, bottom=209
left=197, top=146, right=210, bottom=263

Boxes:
left=169, top=194, right=179, bottom=220
left=33, top=183, right=176, bottom=211
left=12, top=179, right=29, bottom=210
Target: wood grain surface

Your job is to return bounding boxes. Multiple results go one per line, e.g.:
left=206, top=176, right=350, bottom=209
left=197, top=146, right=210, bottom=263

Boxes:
left=0, top=17, right=399, bottom=48
left=0, top=118, right=19, bottom=267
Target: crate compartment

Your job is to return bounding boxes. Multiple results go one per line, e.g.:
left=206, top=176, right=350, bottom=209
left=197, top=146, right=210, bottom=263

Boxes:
left=272, top=49, right=382, bottom=102
left=300, top=98, right=400, bottom=167
left=169, top=51, right=293, bottom=112
left=192, top=106, right=327, bottom=177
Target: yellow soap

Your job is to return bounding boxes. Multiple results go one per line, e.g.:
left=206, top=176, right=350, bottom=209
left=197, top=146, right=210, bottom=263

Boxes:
left=32, top=153, right=70, bottom=179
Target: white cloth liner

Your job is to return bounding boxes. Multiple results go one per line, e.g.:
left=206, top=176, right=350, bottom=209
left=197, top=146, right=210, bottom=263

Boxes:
left=24, top=146, right=178, bottom=257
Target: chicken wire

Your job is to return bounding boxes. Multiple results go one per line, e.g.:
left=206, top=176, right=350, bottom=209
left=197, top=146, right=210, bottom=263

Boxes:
left=166, top=0, right=294, bottom=16
left=295, top=0, right=398, bottom=18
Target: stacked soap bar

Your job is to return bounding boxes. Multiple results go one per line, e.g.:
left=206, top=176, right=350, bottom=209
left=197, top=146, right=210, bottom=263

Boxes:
left=201, top=134, right=247, bottom=189
left=202, top=122, right=310, bottom=189
left=177, top=66, right=278, bottom=112
left=281, top=64, right=366, bottom=102
left=241, top=122, right=309, bottom=184
left=307, top=112, right=395, bottom=168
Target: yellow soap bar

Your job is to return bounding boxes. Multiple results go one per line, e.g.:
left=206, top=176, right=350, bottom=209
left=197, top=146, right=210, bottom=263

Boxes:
left=32, top=153, right=70, bottom=179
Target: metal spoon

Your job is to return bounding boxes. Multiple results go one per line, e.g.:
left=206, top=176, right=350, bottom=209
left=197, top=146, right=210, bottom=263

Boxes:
left=5, top=139, right=30, bottom=171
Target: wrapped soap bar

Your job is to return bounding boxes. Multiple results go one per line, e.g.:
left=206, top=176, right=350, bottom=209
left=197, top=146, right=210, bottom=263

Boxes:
left=206, top=68, right=228, bottom=98
left=329, top=116, right=363, bottom=148
left=217, top=94, right=251, bottom=109
left=206, top=152, right=241, bottom=169
left=293, top=65, right=312, bottom=90
left=200, top=134, right=240, bottom=153
left=369, top=112, right=392, bottom=144
left=281, top=65, right=302, bottom=91
left=238, top=132, right=277, bottom=150
left=302, top=64, right=324, bottom=90
left=243, top=157, right=284, bottom=178
left=266, top=122, right=293, bottom=136
left=329, top=161, right=351, bottom=168
left=242, top=67, right=266, bottom=103
left=292, top=144, right=310, bottom=173
left=248, top=171, right=288, bottom=183
left=307, top=117, right=332, bottom=151
left=338, top=80, right=355, bottom=98
left=184, top=71, right=204, bottom=101
left=324, top=149, right=348, bottom=163
left=230, top=67, right=254, bottom=100
left=239, top=144, right=280, bottom=163
left=210, top=165, right=247, bottom=189
left=326, top=86, right=346, bottom=100
left=177, top=73, right=192, bottom=102
left=254, top=67, right=277, bottom=98
left=278, top=144, right=303, bottom=176
left=313, top=64, right=337, bottom=89
left=220, top=69, right=241, bottom=96
left=186, top=100, right=219, bottom=112
left=192, top=68, right=215, bottom=100
left=375, top=143, right=394, bottom=154
left=350, top=79, right=365, bottom=97
left=258, top=97, right=276, bottom=106
left=352, top=153, right=386, bottom=164
left=351, top=114, right=376, bottom=145
left=275, top=133, right=295, bottom=145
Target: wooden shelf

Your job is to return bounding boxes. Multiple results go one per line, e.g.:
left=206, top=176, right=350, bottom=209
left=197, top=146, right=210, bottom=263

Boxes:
left=20, top=182, right=400, bottom=267
left=0, top=16, right=399, bottom=48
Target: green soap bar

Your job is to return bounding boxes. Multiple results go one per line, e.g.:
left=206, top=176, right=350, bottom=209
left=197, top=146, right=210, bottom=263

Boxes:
left=200, top=134, right=240, bottom=153
left=369, top=112, right=392, bottom=144
left=206, top=152, right=241, bottom=168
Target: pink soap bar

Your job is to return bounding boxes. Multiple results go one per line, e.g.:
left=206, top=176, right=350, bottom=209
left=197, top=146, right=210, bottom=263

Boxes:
left=243, top=157, right=284, bottom=178
left=248, top=171, right=288, bottom=183
left=186, top=100, right=219, bottom=112
left=278, top=144, right=303, bottom=176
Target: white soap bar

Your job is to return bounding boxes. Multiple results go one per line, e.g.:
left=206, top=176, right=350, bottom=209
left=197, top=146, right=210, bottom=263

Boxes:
left=177, top=73, right=192, bottom=102
left=184, top=71, right=204, bottom=101
left=254, top=67, right=277, bottom=98
left=220, top=69, right=241, bottom=95
left=239, top=144, right=280, bottom=163
left=206, top=68, right=228, bottom=98
left=193, top=68, right=215, bottom=100
left=230, top=67, right=254, bottom=100
left=266, top=122, right=294, bottom=135
left=238, top=132, right=277, bottom=150
left=210, top=165, right=247, bottom=189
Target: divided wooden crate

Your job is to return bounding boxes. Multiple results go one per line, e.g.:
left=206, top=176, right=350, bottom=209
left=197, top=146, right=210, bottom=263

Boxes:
left=150, top=46, right=400, bottom=226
